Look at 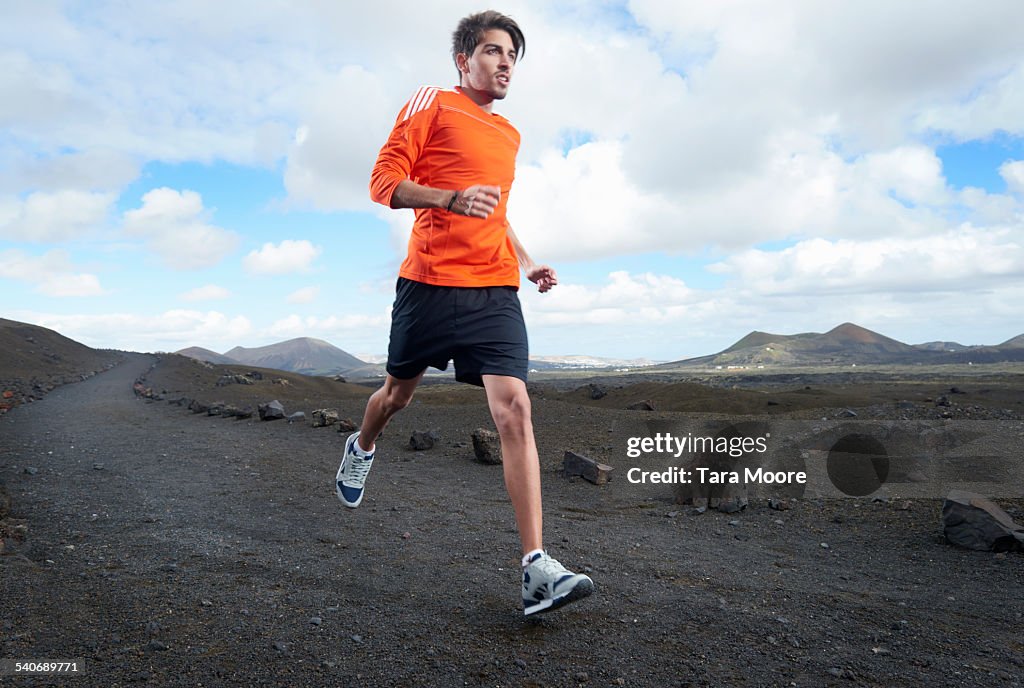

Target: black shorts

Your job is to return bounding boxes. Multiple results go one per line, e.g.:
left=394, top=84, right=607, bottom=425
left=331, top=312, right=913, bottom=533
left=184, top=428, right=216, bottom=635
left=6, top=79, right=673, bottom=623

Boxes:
left=386, top=277, right=528, bottom=387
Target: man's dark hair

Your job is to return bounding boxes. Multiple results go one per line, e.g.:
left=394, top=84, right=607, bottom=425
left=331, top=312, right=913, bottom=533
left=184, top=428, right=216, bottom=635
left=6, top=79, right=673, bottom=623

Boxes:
left=451, top=10, right=525, bottom=79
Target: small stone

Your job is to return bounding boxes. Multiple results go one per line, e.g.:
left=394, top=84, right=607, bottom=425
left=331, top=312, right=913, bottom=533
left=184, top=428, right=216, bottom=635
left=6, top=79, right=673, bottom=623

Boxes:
left=310, top=617, right=322, bottom=626
left=24, top=467, right=38, bottom=475
left=471, top=428, right=503, bottom=465
left=92, top=463, right=105, bottom=471
left=201, top=599, right=213, bottom=607
left=409, top=430, right=438, bottom=451
left=351, top=634, right=363, bottom=644
left=626, top=400, right=655, bottom=411
left=147, top=640, right=168, bottom=651
left=514, top=658, right=527, bottom=669
left=820, top=542, right=830, bottom=549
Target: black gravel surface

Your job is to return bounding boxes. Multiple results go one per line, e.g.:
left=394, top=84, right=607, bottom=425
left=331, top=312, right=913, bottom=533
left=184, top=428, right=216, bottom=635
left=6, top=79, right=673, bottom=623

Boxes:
left=2, top=354, right=1023, bottom=687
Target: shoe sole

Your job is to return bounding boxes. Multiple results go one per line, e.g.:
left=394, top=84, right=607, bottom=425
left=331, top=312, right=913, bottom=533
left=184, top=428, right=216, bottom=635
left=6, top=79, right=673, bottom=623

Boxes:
left=335, top=433, right=364, bottom=508
left=523, top=577, right=595, bottom=616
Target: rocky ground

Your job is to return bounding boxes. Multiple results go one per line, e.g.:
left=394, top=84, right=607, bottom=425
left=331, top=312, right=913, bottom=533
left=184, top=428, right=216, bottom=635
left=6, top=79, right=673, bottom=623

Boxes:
left=1, top=353, right=1023, bottom=687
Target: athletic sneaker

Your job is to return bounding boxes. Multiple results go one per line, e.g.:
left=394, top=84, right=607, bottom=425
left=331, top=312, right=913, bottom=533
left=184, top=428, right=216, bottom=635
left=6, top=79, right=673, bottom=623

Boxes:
left=521, top=551, right=594, bottom=616
left=335, top=432, right=374, bottom=508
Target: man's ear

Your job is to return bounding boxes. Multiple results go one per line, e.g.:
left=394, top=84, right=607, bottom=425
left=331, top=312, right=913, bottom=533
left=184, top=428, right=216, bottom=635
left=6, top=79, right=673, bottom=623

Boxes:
left=455, top=52, right=469, bottom=74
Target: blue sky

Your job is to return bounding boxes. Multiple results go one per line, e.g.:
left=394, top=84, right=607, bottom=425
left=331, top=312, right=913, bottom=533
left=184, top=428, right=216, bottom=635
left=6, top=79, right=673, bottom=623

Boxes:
left=2, top=1, right=1024, bottom=362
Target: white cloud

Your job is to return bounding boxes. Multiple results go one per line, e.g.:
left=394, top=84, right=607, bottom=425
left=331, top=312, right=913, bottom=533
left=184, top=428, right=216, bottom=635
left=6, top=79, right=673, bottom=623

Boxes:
left=1001, top=160, right=1024, bottom=196
left=0, top=248, right=104, bottom=297
left=180, top=284, right=231, bottom=302
left=509, top=142, right=668, bottom=261
left=243, top=239, right=321, bottom=275
left=11, top=309, right=253, bottom=352
left=267, top=312, right=391, bottom=354
left=123, top=188, right=239, bottom=270
left=521, top=270, right=702, bottom=326
left=0, top=190, right=113, bottom=241
left=710, top=229, right=1024, bottom=296
left=283, top=66, right=396, bottom=211
left=0, top=148, right=138, bottom=195
left=286, top=286, right=320, bottom=304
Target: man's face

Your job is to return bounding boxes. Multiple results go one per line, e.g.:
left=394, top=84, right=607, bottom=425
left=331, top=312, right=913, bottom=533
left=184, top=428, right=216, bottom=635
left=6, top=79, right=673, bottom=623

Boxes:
left=459, top=29, right=517, bottom=100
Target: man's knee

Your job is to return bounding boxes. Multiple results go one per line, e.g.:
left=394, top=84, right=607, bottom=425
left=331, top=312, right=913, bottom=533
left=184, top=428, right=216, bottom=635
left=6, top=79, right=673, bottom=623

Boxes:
left=491, top=391, right=532, bottom=436
left=383, top=385, right=415, bottom=414
left=374, top=378, right=418, bottom=416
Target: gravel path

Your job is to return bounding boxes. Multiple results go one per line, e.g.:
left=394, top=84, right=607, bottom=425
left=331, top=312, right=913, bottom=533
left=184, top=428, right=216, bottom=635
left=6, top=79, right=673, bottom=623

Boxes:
left=1, top=354, right=1023, bottom=687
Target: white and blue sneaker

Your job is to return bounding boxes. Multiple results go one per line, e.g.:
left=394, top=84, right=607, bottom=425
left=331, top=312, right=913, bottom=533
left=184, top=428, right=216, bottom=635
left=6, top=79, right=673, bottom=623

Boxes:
left=522, top=551, right=594, bottom=616
left=336, top=432, right=374, bottom=508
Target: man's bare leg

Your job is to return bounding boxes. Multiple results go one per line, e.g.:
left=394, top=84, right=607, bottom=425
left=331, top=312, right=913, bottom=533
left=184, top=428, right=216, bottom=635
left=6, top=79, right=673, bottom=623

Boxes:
left=481, top=374, right=542, bottom=554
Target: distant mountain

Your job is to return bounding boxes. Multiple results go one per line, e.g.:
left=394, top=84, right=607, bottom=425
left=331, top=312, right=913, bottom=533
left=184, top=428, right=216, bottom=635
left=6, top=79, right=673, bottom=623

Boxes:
left=1000, top=334, right=1024, bottom=349
left=528, top=354, right=658, bottom=371
left=223, top=337, right=373, bottom=376
left=176, top=346, right=240, bottom=365
left=913, top=341, right=969, bottom=352
left=658, top=323, right=1024, bottom=368
left=721, top=330, right=818, bottom=353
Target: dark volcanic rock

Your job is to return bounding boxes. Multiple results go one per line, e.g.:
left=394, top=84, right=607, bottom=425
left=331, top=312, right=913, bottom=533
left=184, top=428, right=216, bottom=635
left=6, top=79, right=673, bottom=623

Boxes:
left=311, top=409, right=339, bottom=428
left=471, top=428, right=502, bottom=465
left=942, top=490, right=1024, bottom=552
left=409, top=430, right=438, bottom=451
left=258, top=400, right=286, bottom=421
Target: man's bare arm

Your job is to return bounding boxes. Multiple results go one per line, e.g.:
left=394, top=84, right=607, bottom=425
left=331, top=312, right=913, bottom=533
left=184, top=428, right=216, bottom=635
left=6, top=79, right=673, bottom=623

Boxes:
left=508, top=225, right=557, bottom=293
left=390, top=180, right=500, bottom=219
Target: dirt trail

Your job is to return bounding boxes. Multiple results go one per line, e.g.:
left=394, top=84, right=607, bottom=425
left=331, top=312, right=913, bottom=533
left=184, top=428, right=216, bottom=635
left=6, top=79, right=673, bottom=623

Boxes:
left=1, top=355, right=1023, bottom=687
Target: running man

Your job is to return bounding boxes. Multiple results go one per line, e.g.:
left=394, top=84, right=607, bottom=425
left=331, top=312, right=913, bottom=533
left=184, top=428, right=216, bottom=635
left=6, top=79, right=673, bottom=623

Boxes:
left=335, top=10, right=594, bottom=616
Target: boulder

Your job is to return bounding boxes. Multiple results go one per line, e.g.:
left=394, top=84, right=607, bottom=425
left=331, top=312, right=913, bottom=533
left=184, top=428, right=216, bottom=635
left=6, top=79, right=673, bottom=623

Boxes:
left=311, top=409, right=339, bottom=428
left=627, top=400, right=655, bottom=411
left=287, top=411, right=306, bottom=424
left=221, top=405, right=254, bottom=420
left=336, top=418, right=358, bottom=433
left=587, top=384, right=607, bottom=400
left=563, top=451, right=613, bottom=485
left=941, top=490, right=1024, bottom=552
left=258, top=400, right=286, bottom=421
left=216, top=373, right=254, bottom=386
left=409, top=430, right=438, bottom=451
left=471, top=428, right=502, bottom=465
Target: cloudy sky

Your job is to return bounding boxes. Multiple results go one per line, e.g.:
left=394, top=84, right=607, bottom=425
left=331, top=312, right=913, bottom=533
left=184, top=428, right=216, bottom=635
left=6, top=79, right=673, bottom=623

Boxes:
left=3, top=1, right=1023, bottom=362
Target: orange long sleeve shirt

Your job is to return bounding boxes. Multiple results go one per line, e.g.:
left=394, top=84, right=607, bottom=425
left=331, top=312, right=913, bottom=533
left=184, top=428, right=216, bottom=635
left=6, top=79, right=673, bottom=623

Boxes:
left=370, top=86, right=521, bottom=288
